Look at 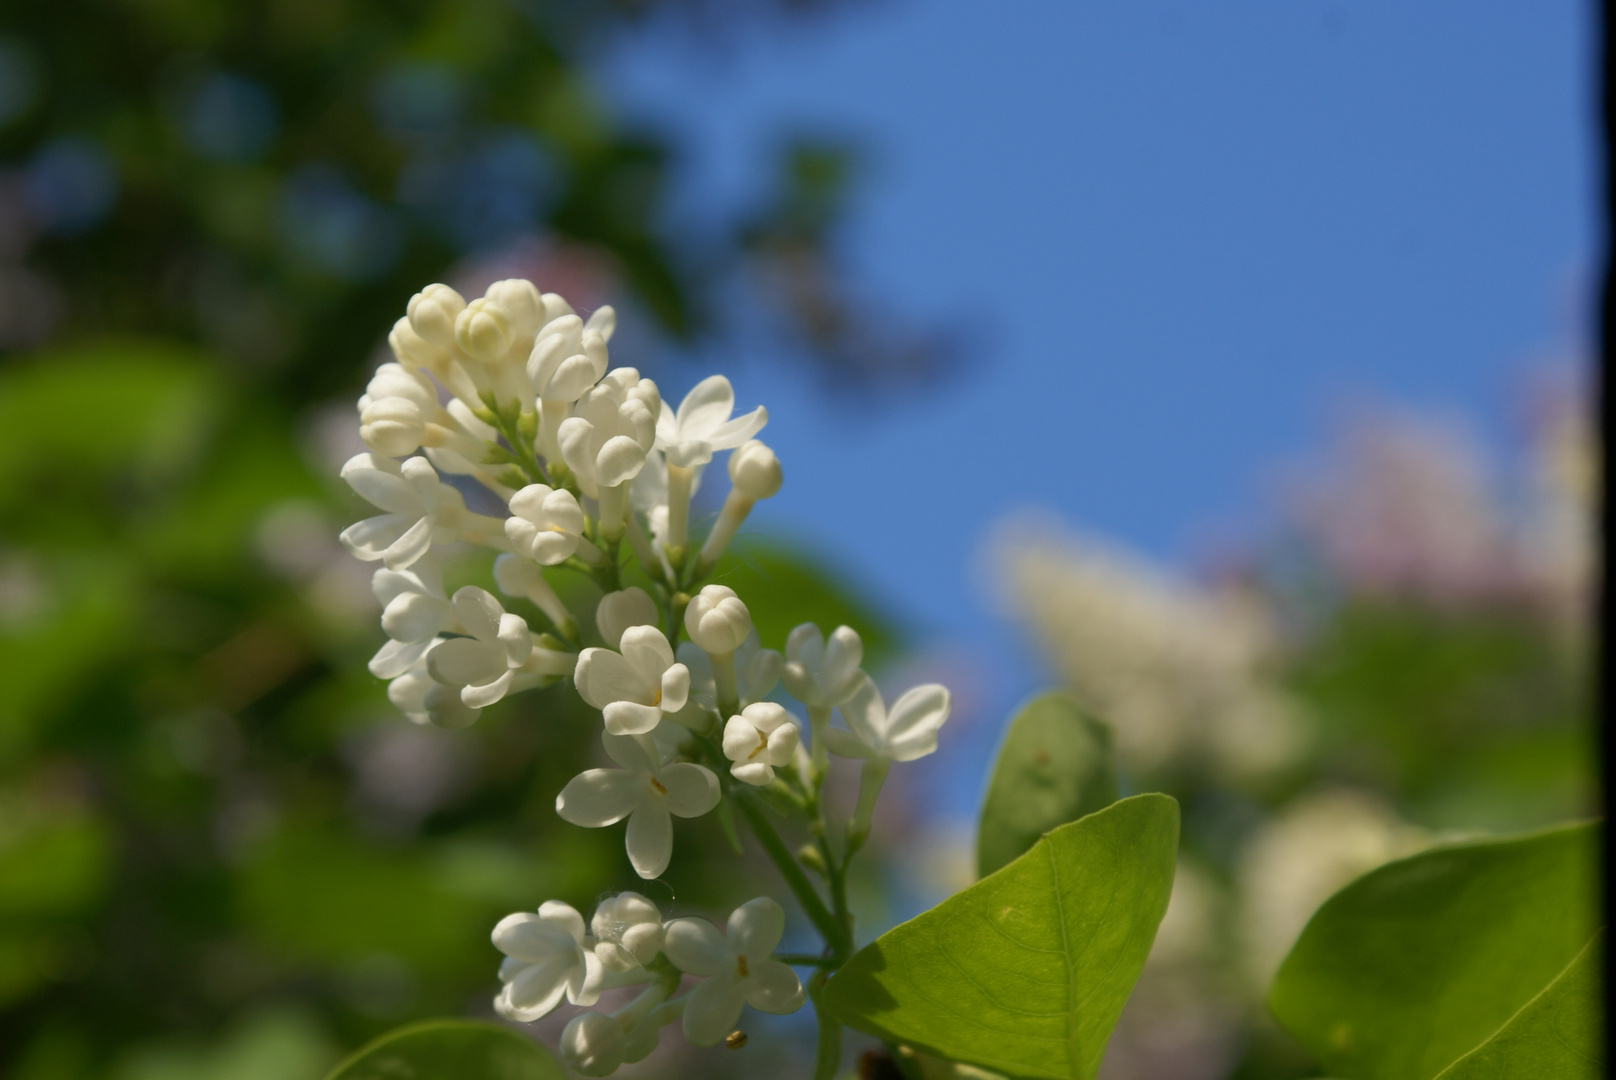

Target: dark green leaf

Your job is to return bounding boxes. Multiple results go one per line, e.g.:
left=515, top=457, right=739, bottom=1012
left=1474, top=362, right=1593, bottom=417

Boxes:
left=1269, top=820, right=1601, bottom=1080
left=823, top=794, right=1180, bottom=1080
left=325, top=1019, right=564, bottom=1080
left=977, top=692, right=1118, bottom=878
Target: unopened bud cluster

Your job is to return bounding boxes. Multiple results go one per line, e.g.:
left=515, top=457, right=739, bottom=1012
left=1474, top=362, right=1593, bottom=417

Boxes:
left=335, top=279, right=952, bottom=1072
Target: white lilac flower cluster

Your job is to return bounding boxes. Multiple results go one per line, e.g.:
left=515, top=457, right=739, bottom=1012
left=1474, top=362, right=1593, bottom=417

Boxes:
left=336, top=279, right=952, bottom=1071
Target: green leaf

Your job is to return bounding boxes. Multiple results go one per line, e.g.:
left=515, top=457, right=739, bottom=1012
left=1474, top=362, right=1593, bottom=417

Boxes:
left=1436, top=929, right=1604, bottom=1080
left=324, top=1020, right=564, bottom=1080
left=1269, top=820, right=1601, bottom=1080
left=822, top=794, right=1179, bottom=1080
left=976, top=693, right=1118, bottom=878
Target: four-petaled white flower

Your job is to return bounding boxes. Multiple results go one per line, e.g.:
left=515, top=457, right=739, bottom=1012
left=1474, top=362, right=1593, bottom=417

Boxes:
left=367, top=559, right=455, bottom=678
left=528, top=314, right=610, bottom=404
left=684, top=585, right=752, bottom=655
left=663, top=898, right=805, bottom=1047
left=358, top=362, right=442, bottom=457
left=492, top=900, right=604, bottom=1022
left=656, top=375, right=768, bottom=469
left=821, top=679, right=952, bottom=762
left=782, top=623, right=868, bottom=708
left=505, top=484, right=587, bottom=564
left=722, top=703, right=801, bottom=786
left=339, top=453, right=502, bottom=571
left=574, top=626, right=690, bottom=735
left=556, top=732, right=719, bottom=879
left=591, top=892, right=666, bottom=971
left=426, top=587, right=534, bottom=708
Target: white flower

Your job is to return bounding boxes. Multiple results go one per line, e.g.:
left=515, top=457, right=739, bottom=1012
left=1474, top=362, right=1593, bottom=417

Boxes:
left=595, top=587, right=660, bottom=650
left=558, top=369, right=660, bottom=497
left=782, top=624, right=867, bottom=708
left=678, top=632, right=782, bottom=710
left=663, top=898, right=805, bottom=1047
left=386, top=651, right=482, bottom=729
left=358, top=363, right=442, bottom=457
left=406, top=283, right=466, bottom=349
left=338, top=453, right=503, bottom=571
left=505, top=484, right=587, bottom=565
left=722, top=703, right=801, bottom=786
left=367, top=559, right=455, bottom=678
left=655, top=375, right=768, bottom=469
left=574, top=626, right=690, bottom=735
left=528, top=314, right=609, bottom=404
left=426, top=587, right=535, bottom=708
left=591, top=892, right=666, bottom=971
left=491, top=900, right=603, bottom=1021
left=820, top=679, right=951, bottom=762
left=684, top=585, right=752, bottom=655
left=556, top=732, right=720, bottom=879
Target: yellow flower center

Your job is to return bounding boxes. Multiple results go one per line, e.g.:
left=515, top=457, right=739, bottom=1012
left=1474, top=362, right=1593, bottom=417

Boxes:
left=649, top=777, right=667, bottom=796
left=735, top=955, right=749, bottom=978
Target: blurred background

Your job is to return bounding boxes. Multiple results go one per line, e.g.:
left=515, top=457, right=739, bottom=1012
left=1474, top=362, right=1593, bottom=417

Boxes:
left=0, top=2, right=1599, bottom=1079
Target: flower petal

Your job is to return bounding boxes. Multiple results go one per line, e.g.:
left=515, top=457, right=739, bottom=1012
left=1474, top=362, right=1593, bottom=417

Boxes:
left=382, top=591, right=452, bottom=642
left=657, top=763, right=720, bottom=818
left=427, top=637, right=506, bottom=688
left=451, top=586, right=504, bottom=642
left=537, top=900, right=587, bottom=943
left=682, top=973, right=748, bottom=1047
left=461, top=668, right=514, bottom=709
left=595, top=435, right=647, bottom=488
left=663, top=917, right=733, bottom=977
left=380, top=514, right=435, bottom=570
left=728, top=897, right=785, bottom=959
left=619, top=625, right=675, bottom=686
left=673, top=375, right=735, bottom=440
left=556, top=769, right=640, bottom=827
left=603, top=700, right=663, bottom=736
left=499, top=954, right=574, bottom=1020
left=601, top=731, right=658, bottom=773
left=882, top=684, right=951, bottom=762
left=369, top=636, right=430, bottom=679
left=819, top=726, right=876, bottom=759
left=702, top=404, right=768, bottom=451
left=837, top=677, right=887, bottom=747
left=745, top=960, right=806, bottom=1014
left=577, top=648, right=648, bottom=709
left=624, top=806, right=672, bottom=879
left=341, top=454, right=419, bottom=515
left=659, top=663, right=689, bottom=713
left=493, top=912, right=577, bottom=963
left=596, top=588, right=659, bottom=650
left=340, top=514, right=409, bottom=561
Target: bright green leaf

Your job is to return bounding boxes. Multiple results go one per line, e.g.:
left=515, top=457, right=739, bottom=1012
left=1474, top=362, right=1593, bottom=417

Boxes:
left=324, top=1020, right=564, bottom=1080
left=1436, top=929, right=1604, bottom=1080
left=977, top=692, right=1118, bottom=878
left=1269, top=820, right=1601, bottom=1080
left=822, top=794, right=1180, bottom=1080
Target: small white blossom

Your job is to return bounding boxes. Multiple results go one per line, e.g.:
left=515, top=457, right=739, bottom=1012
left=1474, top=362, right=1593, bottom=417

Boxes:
left=684, top=585, right=752, bottom=655
left=820, top=679, right=951, bottom=762
left=338, top=453, right=505, bottom=571
left=663, top=898, right=805, bottom=1047
left=655, top=375, right=768, bottom=469
left=385, top=650, right=482, bottom=729
left=505, top=484, right=588, bottom=565
left=560, top=1012, right=626, bottom=1076
left=528, top=314, right=609, bottom=404
left=574, top=626, right=690, bottom=735
left=595, top=587, right=660, bottom=651
left=491, top=900, right=603, bottom=1021
left=368, top=559, right=455, bottom=678
left=426, top=587, right=551, bottom=708
left=358, top=363, right=442, bottom=457
left=727, top=439, right=782, bottom=500
left=556, top=732, right=720, bottom=879
left=677, top=632, right=782, bottom=711
left=591, top=892, right=666, bottom=971
left=782, top=623, right=867, bottom=708
left=722, top=703, right=801, bottom=786
left=558, top=369, right=660, bottom=497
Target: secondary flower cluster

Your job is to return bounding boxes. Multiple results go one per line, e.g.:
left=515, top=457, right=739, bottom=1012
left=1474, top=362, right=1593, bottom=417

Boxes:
left=492, top=892, right=804, bottom=1075
left=337, top=278, right=953, bottom=1071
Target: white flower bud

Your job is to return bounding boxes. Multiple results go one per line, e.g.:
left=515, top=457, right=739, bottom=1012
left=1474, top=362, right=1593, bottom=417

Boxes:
left=483, top=278, right=546, bottom=344
left=591, top=891, right=665, bottom=970
left=561, top=1012, right=625, bottom=1077
left=685, top=585, right=752, bottom=655
left=406, top=283, right=465, bottom=348
left=596, top=587, right=660, bottom=651
left=505, top=484, right=586, bottom=565
left=359, top=396, right=428, bottom=457
left=455, top=297, right=514, bottom=363
left=728, top=439, right=782, bottom=500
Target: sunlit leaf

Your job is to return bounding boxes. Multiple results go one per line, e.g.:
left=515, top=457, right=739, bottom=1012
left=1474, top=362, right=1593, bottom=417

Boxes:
left=823, top=794, right=1179, bottom=1080
left=976, top=692, right=1118, bottom=878
left=1269, top=820, right=1602, bottom=1080
left=324, top=1019, right=564, bottom=1080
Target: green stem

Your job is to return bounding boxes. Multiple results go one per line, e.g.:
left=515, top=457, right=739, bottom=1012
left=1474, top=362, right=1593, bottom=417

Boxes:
left=734, top=794, right=850, bottom=958
left=493, top=413, right=550, bottom=486
left=808, top=970, right=842, bottom=1080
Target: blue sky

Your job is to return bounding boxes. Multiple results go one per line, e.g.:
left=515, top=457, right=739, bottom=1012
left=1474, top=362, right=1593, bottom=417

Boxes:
left=598, top=1, right=1597, bottom=783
